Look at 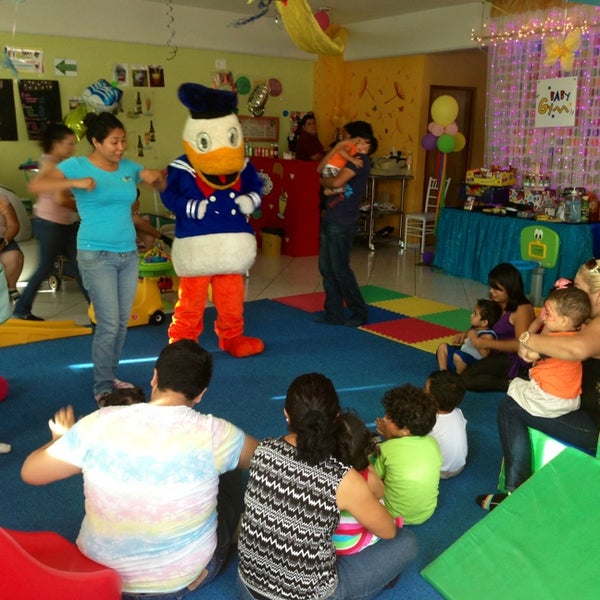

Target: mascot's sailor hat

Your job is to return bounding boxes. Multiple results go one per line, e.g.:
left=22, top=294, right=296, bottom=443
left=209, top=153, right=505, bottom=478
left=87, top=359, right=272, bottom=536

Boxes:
left=178, top=82, right=237, bottom=119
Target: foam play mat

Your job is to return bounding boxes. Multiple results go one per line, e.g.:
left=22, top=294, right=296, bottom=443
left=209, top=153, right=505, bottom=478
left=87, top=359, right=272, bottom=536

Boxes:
left=0, top=319, right=92, bottom=348
left=274, top=285, right=471, bottom=354
left=421, top=448, right=600, bottom=599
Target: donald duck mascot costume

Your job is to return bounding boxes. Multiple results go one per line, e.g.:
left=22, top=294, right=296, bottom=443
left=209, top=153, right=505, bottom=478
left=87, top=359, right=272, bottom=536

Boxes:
left=161, top=83, right=264, bottom=357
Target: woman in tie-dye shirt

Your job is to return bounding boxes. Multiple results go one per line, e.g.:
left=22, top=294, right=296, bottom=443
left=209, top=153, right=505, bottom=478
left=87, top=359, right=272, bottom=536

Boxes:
left=22, top=340, right=258, bottom=597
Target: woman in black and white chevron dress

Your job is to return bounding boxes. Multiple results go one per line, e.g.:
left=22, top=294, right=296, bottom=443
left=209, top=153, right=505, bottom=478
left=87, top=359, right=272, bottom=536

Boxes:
left=237, top=373, right=417, bottom=600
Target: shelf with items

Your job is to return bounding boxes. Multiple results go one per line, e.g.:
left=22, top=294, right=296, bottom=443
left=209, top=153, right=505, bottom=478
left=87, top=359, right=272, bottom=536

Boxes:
left=361, top=174, right=412, bottom=252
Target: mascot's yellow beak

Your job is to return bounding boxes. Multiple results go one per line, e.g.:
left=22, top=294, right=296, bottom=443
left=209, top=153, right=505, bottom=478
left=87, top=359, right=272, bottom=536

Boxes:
left=183, top=114, right=246, bottom=190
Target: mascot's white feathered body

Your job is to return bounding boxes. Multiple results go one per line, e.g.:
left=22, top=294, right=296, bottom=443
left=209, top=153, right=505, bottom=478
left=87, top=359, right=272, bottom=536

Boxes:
left=161, top=83, right=264, bottom=357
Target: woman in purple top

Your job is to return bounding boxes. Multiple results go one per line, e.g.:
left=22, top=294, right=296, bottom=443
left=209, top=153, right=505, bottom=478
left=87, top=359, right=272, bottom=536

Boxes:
left=459, top=263, right=535, bottom=391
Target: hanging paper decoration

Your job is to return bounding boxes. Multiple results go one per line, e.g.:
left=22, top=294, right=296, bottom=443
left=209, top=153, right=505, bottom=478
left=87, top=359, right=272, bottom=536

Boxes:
left=543, top=29, right=581, bottom=71
left=230, top=0, right=274, bottom=27
left=275, top=0, right=345, bottom=56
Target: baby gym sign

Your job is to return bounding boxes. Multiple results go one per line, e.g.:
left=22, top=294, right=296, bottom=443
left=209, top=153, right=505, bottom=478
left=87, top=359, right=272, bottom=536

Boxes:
left=535, top=77, right=577, bottom=128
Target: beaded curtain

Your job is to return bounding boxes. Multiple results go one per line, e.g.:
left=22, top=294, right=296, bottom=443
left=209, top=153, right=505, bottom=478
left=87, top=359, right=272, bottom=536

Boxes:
left=484, top=5, right=600, bottom=193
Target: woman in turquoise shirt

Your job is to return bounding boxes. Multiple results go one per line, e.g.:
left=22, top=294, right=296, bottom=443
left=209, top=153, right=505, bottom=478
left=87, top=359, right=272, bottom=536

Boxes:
left=29, top=112, right=165, bottom=403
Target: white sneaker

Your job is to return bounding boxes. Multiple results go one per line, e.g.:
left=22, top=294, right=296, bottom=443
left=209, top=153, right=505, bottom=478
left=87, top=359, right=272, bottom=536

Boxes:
left=0, top=442, right=11, bottom=454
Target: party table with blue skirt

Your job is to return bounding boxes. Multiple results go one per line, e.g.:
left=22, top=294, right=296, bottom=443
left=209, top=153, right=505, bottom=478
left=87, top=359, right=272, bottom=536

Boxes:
left=433, top=208, right=600, bottom=297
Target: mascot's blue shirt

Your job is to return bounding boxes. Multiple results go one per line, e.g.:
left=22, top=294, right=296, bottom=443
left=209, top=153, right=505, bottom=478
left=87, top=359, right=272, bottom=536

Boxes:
left=161, top=155, right=262, bottom=239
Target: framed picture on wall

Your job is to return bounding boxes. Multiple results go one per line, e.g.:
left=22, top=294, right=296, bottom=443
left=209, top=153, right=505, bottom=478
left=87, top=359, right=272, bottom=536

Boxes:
left=239, top=115, right=279, bottom=141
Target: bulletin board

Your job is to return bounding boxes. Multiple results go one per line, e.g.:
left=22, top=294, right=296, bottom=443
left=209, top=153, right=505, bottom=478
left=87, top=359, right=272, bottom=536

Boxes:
left=239, top=115, right=279, bottom=141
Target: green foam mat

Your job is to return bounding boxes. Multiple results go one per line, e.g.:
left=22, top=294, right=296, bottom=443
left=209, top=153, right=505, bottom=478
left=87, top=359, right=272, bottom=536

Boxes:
left=421, top=448, right=600, bottom=599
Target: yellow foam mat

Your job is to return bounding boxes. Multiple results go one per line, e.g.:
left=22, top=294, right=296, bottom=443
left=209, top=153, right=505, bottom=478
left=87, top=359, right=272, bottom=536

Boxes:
left=372, top=297, right=460, bottom=317
left=0, top=319, right=92, bottom=348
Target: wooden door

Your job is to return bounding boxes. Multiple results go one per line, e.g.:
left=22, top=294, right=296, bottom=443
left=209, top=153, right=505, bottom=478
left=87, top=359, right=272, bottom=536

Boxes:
left=425, top=86, right=475, bottom=208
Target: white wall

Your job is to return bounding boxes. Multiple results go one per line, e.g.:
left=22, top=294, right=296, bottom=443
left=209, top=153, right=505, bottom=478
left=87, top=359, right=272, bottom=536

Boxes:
left=0, top=0, right=485, bottom=61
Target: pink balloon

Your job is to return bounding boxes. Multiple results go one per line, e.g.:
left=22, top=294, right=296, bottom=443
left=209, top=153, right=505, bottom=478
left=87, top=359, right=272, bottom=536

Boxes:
left=428, top=121, right=444, bottom=137
left=421, top=133, right=438, bottom=151
left=314, top=10, right=330, bottom=30
left=444, top=122, right=458, bottom=135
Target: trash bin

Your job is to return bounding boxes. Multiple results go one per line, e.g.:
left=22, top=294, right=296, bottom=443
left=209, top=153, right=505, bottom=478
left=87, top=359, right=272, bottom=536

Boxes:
left=261, top=227, right=285, bottom=257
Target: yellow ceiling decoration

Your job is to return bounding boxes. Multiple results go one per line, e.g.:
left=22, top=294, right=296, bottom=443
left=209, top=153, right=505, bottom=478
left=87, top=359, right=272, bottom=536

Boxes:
left=275, top=0, right=345, bottom=56
left=543, top=28, right=581, bottom=71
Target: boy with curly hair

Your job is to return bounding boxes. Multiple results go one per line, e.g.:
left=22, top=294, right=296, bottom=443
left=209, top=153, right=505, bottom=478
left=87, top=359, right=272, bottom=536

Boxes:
left=374, top=384, right=442, bottom=525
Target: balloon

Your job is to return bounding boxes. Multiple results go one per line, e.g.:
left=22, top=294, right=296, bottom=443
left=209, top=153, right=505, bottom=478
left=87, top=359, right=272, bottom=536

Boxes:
left=235, top=76, right=251, bottom=95
left=247, top=83, right=270, bottom=117
left=444, top=122, right=458, bottom=136
left=64, top=104, right=88, bottom=141
left=453, top=132, right=467, bottom=152
left=428, top=121, right=444, bottom=137
left=314, top=10, right=330, bottom=30
left=422, top=251, right=435, bottom=266
left=421, top=132, right=438, bottom=151
left=268, top=78, right=283, bottom=97
left=82, top=79, right=123, bottom=113
left=431, top=95, right=459, bottom=127
left=437, top=133, right=456, bottom=153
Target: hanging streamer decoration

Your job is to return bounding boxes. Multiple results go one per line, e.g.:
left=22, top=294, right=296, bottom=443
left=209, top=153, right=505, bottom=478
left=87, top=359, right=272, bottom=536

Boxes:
left=165, top=0, right=178, bottom=61
left=229, top=0, right=275, bottom=27
left=275, top=0, right=345, bottom=56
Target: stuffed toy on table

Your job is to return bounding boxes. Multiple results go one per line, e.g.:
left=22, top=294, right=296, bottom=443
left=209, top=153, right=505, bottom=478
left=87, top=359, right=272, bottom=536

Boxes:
left=160, top=83, right=264, bottom=358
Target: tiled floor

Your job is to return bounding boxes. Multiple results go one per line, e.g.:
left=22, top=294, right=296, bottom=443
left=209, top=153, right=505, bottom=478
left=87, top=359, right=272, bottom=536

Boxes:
left=13, top=242, right=489, bottom=326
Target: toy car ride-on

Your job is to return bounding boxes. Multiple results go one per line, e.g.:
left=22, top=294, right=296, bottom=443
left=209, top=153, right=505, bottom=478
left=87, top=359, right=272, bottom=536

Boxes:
left=88, top=242, right=176, bottom=327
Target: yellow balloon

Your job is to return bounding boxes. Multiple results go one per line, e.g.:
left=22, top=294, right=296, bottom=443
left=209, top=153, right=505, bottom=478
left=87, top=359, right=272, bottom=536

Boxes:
left=431, top=95, right=459, bottom=127
left=453, top=132, right=466, bottom=152
left=64, top=104, right=88, bottom=141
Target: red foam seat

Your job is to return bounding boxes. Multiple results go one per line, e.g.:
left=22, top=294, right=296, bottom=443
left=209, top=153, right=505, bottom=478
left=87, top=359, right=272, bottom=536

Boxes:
left=0, top=527, right=121, bottom=599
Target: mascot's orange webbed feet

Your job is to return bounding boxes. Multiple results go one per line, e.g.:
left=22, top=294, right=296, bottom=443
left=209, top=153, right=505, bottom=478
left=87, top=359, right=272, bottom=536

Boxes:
left=219, top=336, right=265, bottom=358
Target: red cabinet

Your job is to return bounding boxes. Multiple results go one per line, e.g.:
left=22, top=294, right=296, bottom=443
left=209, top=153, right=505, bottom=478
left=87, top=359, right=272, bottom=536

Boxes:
left=250, top=157, right=321, bottom=257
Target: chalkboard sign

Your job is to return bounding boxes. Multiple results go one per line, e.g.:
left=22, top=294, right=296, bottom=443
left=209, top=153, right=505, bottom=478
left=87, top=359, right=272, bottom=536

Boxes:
left=239, top=115, right=279, bottom=141
left=0, top=79, right=18, bottom=141
left=18, top=79, right=62, bottom=141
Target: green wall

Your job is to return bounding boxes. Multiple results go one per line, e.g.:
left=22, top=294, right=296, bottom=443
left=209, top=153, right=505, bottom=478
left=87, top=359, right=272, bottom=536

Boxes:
left=0, top=33, right=313, bottom=211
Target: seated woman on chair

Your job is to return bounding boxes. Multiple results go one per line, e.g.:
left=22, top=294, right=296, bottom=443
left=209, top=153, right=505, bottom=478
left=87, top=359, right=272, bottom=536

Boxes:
left=0, top=190, right=23, bottom=304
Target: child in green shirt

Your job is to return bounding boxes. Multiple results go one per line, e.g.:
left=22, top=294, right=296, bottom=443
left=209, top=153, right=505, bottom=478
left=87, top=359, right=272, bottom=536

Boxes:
left=374, top=384, right=442, bottom=525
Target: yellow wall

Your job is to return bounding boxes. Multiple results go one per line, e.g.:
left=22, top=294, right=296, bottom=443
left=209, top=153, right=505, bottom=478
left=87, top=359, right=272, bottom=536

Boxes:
left=0, top=33, right=314, bottom=210
left=313, top=49, right=487, bottom=214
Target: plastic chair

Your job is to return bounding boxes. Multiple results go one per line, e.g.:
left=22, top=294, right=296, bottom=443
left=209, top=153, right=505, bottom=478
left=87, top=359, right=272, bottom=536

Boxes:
left=510, top=225, right=560, bottom=307
left=404, top=176, right=450, bottom=255
left=0, top=527, right=121, bottom=600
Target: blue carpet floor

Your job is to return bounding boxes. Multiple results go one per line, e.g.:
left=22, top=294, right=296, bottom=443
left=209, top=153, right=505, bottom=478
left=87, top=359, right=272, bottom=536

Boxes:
left=0, top=297, right=504, bottom=599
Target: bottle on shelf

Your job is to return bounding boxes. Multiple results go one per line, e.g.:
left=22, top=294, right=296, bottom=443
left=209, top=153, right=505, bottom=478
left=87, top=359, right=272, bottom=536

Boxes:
left=137, top=135, right=144, bottom=157
left=135, top=92, right=142, bottom=115
left=589, top=196, right=599, bottom=223
left=581, top=196, right=589, bottom=223
left=149, top=120, right=155, bottom=142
